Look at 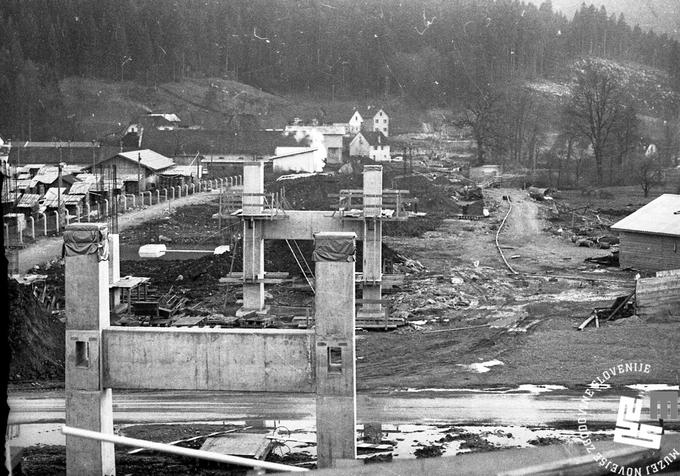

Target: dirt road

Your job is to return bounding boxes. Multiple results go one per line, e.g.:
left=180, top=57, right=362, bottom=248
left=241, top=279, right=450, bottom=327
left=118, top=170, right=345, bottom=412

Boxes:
left=15, top=190, right=220, bottom=273
left=370, top=187, right=679, bottom=390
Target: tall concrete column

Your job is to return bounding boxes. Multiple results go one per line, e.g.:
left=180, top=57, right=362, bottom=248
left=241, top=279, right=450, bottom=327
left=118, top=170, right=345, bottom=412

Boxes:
left=361, top=165, right=383, bottom=315
left=241, top=161, right=265, bottom=312
left=63, top=223, right=115, bottom=476
left=313, top=232, right=357, bottom=468
left=108, top=233, right=121, bottom=309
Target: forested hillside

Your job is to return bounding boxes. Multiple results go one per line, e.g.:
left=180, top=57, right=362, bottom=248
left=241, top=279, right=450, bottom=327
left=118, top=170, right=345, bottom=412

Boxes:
left=1, top=0, right=679, bottom=140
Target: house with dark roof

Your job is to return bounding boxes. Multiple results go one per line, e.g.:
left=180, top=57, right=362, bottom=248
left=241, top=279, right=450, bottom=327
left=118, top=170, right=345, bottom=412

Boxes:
left=349, top=131, right=390, bottom=162
left=611, top=194, right=680, bottom=272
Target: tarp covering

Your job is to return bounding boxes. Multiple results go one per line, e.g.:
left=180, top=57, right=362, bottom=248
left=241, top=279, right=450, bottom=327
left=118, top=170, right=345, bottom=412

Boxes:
left=312, top=236, right=356, bottom=262
left=63, top=223, right=109, bottom=260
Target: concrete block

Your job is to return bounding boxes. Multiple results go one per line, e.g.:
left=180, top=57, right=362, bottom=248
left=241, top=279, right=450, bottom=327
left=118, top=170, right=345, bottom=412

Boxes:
left=66, top=331, right=101, bottom=391
left=102, top=328, right=315, bottom=392
left=65, top=389, right=114, bottom=476
left=65, top=254, right=109, bottom=331
left=316, top=395, right=357, bottom=468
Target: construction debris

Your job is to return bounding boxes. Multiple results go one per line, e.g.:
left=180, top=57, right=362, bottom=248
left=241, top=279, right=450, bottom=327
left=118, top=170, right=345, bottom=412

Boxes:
left=577, top=291, right=635, bottom=330
left=200, top=433, right=275, bottom=460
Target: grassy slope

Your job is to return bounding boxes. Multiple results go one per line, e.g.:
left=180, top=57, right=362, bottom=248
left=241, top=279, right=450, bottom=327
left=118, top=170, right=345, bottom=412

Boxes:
left=60, top=77, right=431, bottom=141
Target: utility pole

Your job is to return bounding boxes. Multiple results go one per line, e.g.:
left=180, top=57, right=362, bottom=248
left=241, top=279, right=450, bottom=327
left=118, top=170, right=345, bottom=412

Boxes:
left=137, top=152, right=142, bottom=194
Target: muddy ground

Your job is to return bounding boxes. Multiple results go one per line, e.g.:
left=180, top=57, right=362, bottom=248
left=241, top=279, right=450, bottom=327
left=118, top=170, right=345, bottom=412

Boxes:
left=9, top=176, right=680, bottom=474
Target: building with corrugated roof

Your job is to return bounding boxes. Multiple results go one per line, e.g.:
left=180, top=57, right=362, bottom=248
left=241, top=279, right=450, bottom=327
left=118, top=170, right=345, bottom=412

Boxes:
left=611, top=194, right=680, bottom=272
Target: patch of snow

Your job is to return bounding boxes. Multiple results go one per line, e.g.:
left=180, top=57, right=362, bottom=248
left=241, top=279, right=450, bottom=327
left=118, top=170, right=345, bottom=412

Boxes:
left=458, top=359, right=505, bottom=373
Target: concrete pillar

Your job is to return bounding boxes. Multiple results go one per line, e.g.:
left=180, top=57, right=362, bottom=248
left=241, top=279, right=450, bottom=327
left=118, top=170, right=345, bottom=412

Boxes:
left=156, top=189, right=160, bottom=204
left=361, top=165, right=383, bottom=315
left=18, top=225, right=23, bottom=244
left=85, top=203, right=91, bottom=222
left=63, top=223, right=115, bottom=476
left=76, top=204, right=82, bottom=222
left=191, top=183, right=195, bottom=194
left=29, top=216, right=35, bottom=240
left=103, top=199, right=108, bottom=218
left=108, top=234, right=121, bottom=309
left=241, top=161, right=265, bottom=312
left=39, top=212, right=47, bottom=236
left=313, top=232, right=357, bottom=469
left=54, top=211, right=60, bottom=233
left=164, top=189, right=168, bottom=202
left=121, top=195, right=127, bottom=212
left=129, top=194, right=136, bottom=208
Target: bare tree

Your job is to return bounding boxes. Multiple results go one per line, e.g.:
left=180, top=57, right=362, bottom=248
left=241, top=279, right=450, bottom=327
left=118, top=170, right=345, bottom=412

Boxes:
left=564, top=60, right=626, bottom=184
left=634, top=145, right=664, bottom=197
left=455, top=88, right=506, bottom=166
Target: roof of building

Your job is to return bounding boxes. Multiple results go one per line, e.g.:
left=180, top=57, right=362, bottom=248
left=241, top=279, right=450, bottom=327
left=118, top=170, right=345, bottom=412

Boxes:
left=68, top=181, right=96, bottom=195
left=147, top=113, right=181, bottom=123
left=113, top=149, right=175, bottom=171
left=16, top=193, right=41, bottom=208
left=30, top=167, right=59, bottom=185
left=159, top=165, right=203, bottom=177
left=361, top=131, right=389, bottom=147
left=611, top=194, right=680, bottom=237
left=271, top=148, right=320, bottom=160
left=13, top=141, right=100, bottom=149
left=284, top=125, right=346, bottom=135
left=40, top=187, right=67, bottom=208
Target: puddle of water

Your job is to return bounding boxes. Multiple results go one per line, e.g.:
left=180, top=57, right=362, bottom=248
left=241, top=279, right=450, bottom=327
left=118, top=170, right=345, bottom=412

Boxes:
left=627, top=384, right=680, bottom=393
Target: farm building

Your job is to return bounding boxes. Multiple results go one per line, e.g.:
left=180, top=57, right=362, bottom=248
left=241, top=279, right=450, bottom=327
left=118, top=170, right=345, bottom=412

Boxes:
left=91, top=149, right=174, bottom=194
left=611, top=194, right=680, bottom=272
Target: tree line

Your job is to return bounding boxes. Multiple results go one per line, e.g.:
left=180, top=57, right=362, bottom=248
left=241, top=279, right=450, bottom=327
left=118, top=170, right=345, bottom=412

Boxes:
left=0, top=0, right=679, bottom=189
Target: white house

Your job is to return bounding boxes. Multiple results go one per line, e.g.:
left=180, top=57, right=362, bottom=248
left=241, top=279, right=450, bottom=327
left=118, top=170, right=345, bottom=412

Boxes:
left=349, top=131, right=390, bottom=162
left=372, top=109, right=389, bottom=136
left=348, top=111, right=364, bottom=135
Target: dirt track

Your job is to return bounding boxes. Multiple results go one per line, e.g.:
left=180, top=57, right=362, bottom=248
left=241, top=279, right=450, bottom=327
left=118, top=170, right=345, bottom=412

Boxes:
left=15, top=190, right=219, bottom=273
left=363, top=187, right=680, bottom=390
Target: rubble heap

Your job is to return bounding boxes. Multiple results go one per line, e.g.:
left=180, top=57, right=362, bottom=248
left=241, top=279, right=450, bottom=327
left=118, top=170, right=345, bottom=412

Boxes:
left=8, top=279, right=65, bottom=382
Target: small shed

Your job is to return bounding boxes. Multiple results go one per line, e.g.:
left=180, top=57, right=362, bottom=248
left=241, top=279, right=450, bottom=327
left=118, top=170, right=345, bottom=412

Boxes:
left=611, top=194, right=680, bottom=272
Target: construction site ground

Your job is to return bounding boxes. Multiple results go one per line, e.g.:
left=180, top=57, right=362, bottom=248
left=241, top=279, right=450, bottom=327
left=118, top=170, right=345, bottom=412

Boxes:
left=9, top=179, right=680, bottom=475
left=9, top=182, right=680, bottom=389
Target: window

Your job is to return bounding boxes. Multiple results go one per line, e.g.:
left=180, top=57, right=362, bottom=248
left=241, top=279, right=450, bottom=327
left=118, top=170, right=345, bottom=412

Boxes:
left=328, top=347, right=342, bottom=372
left=76, top=341, right=90, bottom=368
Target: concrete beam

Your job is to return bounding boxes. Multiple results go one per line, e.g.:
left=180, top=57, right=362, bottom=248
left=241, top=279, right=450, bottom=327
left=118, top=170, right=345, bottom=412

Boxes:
left=262, top=211, right=364, bottom=240
left=102, top=328, right=315, bottom=392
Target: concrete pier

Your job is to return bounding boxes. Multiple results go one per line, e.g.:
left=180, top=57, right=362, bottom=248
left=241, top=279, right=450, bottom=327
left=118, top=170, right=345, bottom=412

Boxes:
left=108, top=233, right=121, bottom=309
left=360, top=165, right=383, bottom=315
left=63, top=223, right=115, bottom=475
left=313, top=232, right=358, bottom=468
left=242, top=161, right=266, bottom=312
